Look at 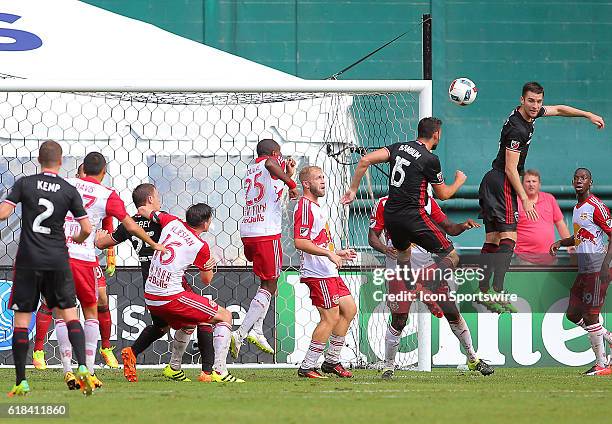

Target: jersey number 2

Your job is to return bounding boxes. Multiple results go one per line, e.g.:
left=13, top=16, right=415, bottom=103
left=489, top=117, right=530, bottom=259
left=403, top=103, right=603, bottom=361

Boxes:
left=245, top=172, right=265, bottom=206
left=33, top=198, right=54, bottom=234
left=390, top=157, right=411, bottom=187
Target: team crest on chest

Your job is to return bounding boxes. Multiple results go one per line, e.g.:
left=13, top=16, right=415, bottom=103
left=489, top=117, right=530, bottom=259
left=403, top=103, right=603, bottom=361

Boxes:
left=510, top=140, right=520, bottom=150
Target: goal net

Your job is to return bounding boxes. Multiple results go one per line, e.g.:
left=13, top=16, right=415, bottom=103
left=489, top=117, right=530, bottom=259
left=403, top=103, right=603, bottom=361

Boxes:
left=0, top=81, right=432, bottom=371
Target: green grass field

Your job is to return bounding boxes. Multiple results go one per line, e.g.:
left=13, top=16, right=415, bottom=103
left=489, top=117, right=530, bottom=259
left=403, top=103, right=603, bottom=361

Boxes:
left=2, top=367, right=611, bottom=423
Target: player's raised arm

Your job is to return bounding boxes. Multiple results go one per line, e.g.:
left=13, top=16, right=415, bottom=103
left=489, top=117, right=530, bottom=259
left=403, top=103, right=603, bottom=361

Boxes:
left=543, top=105, right=605, bottom=129
left=0, top=177, right=23, bottom=220
left=265, top=157, right=298, bottom=199
left=431, top=170, right=467, bottom=201
left=341, top=147, right=390, bottom=204
left=0, top=202, right=15, bottom=220
left=120, top=215, right=166, bottom=253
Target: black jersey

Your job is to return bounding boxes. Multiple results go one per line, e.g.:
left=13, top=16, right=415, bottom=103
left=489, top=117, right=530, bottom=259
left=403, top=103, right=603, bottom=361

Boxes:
left=491, top=106, right=546, bottom=175
left=384, top=141, right=444, bottom=213
left=4, top=171, right=87, bottom=269
left=111, top=213, right=162, bottom=279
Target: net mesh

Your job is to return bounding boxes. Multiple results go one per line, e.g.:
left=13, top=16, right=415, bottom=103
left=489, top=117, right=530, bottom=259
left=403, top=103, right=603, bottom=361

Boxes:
left=0, top=90, right=423, bottom=369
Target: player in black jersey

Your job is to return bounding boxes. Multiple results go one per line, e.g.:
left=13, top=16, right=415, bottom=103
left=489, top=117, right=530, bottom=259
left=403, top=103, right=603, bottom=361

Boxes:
left=342, top=117, right=466, bottom=289
left=96, top=183, right=215, bottom=382
left=478, top=82, right=605, bottom=307
left=0, top=140, right=96, bottom=396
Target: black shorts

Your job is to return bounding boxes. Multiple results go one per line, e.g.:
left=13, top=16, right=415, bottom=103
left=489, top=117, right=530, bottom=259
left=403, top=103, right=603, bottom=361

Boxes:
left=384, top=208, right=453, bottom=255
left=478, top=169, right=519, bottom=233
left=9, top=267, right=77, bottom=313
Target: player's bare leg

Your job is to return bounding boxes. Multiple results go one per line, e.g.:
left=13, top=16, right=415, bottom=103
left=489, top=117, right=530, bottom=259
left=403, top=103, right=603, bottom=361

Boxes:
left=321, top=295, right=356, bottom=378
left=232, top=278, right=276, bottom=357
left=209, top=307, right=244, bottom=382
left=567, top=307, right=612, bottom=376
left=298, top=306, right=339, bottom=379
left=97, top=285, right=118, bottom=368
left=567, top=308, right=612, bottom=351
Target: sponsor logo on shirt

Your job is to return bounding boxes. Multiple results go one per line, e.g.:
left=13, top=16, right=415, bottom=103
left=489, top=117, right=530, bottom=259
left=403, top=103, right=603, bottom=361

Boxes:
left=436, top=171, right=444, bottom=182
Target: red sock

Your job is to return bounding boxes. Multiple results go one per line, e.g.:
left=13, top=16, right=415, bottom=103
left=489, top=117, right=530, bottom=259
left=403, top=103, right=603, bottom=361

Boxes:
left=98, top=305, right=112, bottom=349
left=34, top=303, right=53, bottom=351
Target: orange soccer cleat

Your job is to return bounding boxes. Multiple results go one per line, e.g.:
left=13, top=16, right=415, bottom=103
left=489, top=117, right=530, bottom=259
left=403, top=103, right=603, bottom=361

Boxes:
left=121, top=347, right=138, bottom=382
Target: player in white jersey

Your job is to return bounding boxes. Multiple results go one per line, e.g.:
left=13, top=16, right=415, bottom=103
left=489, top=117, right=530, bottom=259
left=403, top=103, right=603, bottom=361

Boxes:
left=232, top=139, right=298, bottom=358
left=138, top=202, right=243, bottom=383
left=369, top=194, right=493, bottom=378
left=293, top=166, right=357, bottom=379
left=57, top=152, right=164, bottom=385
left=551, top=168, right=612, bottom=376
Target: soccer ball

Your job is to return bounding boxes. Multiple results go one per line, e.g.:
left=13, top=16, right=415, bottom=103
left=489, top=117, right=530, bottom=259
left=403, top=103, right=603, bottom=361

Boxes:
left=448, top=78, right=477, bottom=106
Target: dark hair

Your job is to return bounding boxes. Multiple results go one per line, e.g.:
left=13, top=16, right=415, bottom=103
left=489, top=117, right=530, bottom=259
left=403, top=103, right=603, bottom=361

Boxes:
left=83, top=152, right=106, bottom=176
left=186, top=203, right=213, bottom=228
left=522, top=82, right=544, bottom=97
left=38, top=140, right=62, bottom=166
left=417, top=117, right=442, bottom=139
left=256, top=138, right=280, bottom=157
left=132, top=183, right=157, bottom=207
left=77, top=163, right=84, bottom=174
left=574, top=167, right=592, bottom=179
left=523, top=169, right=541, bottom=181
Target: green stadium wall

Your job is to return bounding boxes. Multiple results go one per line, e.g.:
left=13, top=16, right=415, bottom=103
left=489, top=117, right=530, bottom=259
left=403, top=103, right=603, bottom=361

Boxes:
left=84, top=0, right=612, bottom=248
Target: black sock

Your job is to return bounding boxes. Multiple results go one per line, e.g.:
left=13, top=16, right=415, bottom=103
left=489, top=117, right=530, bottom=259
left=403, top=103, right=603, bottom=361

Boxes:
left=12, top=327, right=29, bottom=385
left=493, top=238, right=515, bottom=292
left=479, top=243, right=499, bottom=293
left=66, top=320, right=86, bottom=366
left=132, top=325, right=167, bottom=356
left=197, top=325, right=214, bottom=373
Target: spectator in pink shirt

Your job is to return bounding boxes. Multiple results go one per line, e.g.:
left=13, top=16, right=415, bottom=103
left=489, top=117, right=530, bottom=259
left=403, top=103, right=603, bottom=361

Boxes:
left=516, top=169, right=573, bottom=265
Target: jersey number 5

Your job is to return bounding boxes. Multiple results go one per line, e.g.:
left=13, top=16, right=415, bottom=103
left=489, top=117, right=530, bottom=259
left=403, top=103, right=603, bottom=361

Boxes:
left=390, top=157, right=411, bottom=187
left=33, top=198, right=54, bottom=234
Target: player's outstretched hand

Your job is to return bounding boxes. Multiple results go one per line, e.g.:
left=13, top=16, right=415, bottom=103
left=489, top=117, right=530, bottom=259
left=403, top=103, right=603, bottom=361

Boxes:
left=549, top=240, right=561, bottom=256
left=337, top=248, right=357, bottom=261
left=589, top=113, right=605, bottom=129
left=340, top=189, right=356, bottom=205
left=286, top=157, right=297, bottom=176
left=288, top=187, right=299, bottom=200
left=455, top=170, right=467, bottom=186
left=202, top=257, right=216, bottom=272
left=521, top=198, right=539, bottom=221
left=151, top=242, right=168, bottom=254
left=461, top=219, right=481, bottom=230
left=327, top=251, right=343, bottom=269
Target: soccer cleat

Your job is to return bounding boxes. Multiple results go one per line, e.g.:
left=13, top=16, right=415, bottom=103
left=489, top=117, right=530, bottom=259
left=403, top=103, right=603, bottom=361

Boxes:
left=121, top=347, right=138, bottom=382
left=76, top=365, right=95, bottom=396
left=381, top=368, right=395, bottom=380
left=467, top=358, right=495, bottom=376
left=90, top=374, right=103, bottom=388
left=7, top=380, right=30, bottom=397
left=99, top=346, right=119, bottom=368
left=162, top=364, right=191, bottom=382
left=198, top=371, right=212, bottom=383
left=246, top=330, right=275, bottom=354
left=230, top=331, right=242, bottom=359
left=297, top=367, right=328, bottom=379
left=475, top=290, right=505, bottom=314
left=211, top=370, right=245, bottom=383
left=494, top=290, right=518, bottom=313
left=583, top=365, right=612, bottom=376
left=321, top=361, right=353, bottom=378
left=32, top=350, right=47, bottom=370
left=64, top=372, right=79, bottom=390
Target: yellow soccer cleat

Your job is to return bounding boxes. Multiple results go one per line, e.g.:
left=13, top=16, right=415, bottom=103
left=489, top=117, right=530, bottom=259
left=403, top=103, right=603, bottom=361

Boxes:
left=99, top=346, right=119, bottom=368
left=90, top=374, right=103, bottom=388
left=162, top=364, right=191, bottom=382
left=32, top=350, right=47, bottom=370
left=64, top=372, right=79, bottom=390
left=7, top=380, right=30, bottom=397
left=76, top=365, right=95, bottom=396
left=211, top=370, right=244, bottom=383
left=246, top=330, right=275, bottom=355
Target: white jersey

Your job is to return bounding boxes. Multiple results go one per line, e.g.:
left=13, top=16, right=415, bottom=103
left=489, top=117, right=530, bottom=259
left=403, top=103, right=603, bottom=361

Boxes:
left=64, top=176, right=127, bottom=264
left=572, top=195, right=612, bottom=273
left=144, top=212, right=211, bottom=299
left=239, top=156, right=287, bottom=238
left=293, top=197, right=338, bottom=278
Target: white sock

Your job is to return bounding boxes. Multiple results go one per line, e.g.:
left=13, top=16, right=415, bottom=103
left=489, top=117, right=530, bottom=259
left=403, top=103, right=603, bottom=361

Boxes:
left=448, top=316, right=477, bottom=362
left=237, top=288, right=271, bottom=340
left=213, top=322, right=232, bottom=374
left=324, top=334, right=345, bottom=364
left=301, top=340, right=325, bottom=369
left=55, top=319, right=73, bottom=373
left=252, top=291, right=272, bottom=335
left=84, top=319, right=99, bottom=375
left=384, top=325, right=401, bottom=368
left=578, top=318, right=612, bottom=345
left=170, top=328, right=193, bottom=370
left=586, top=323, right=607, bottom=367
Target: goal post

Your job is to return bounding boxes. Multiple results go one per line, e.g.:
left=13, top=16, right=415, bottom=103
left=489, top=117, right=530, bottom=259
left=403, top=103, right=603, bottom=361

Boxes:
left=0, top=80, right=432, bottom=371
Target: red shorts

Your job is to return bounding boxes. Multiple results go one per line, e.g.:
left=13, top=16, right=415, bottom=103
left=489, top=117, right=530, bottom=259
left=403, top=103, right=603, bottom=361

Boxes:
left=301, top=276, right=351, bottom=309
left=569, top=270, right=612, bottom=314
left=70, top=259, right=98, bottom=307
left=242, top=236, right=282, bottom=281
left=95, top=264, right=106, bottom=289
left=146, top=291, right=219, bottom=330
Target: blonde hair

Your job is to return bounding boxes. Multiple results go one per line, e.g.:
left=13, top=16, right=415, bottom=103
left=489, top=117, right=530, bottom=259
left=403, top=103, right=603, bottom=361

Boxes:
left=299, top=166, right=322, bottom=184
